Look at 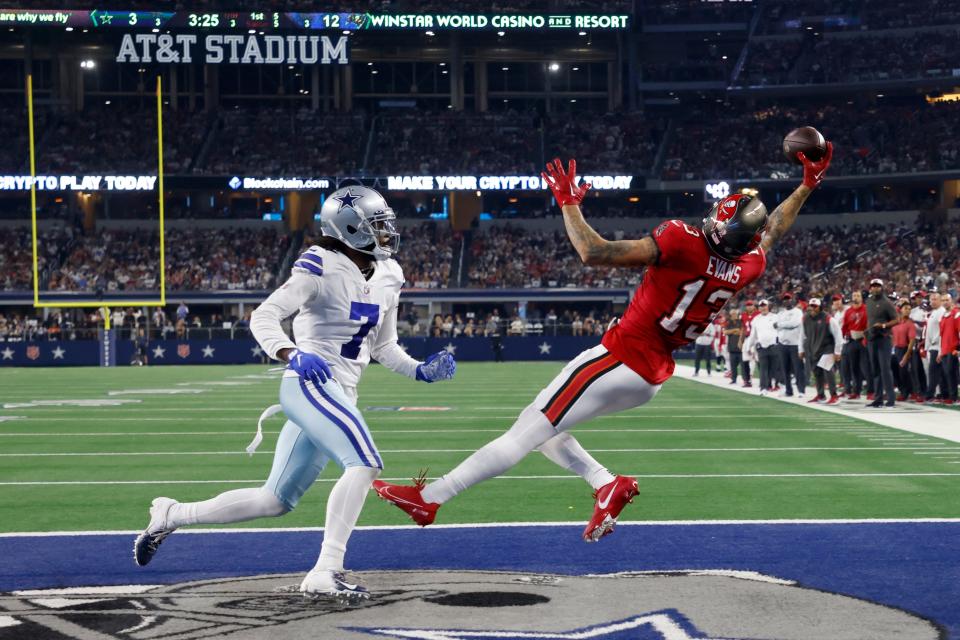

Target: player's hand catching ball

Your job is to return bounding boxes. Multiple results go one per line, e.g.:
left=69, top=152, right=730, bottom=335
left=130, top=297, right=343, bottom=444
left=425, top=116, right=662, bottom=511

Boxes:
left=287, top=348, right=333, bottom=387
left=542, top=158, right=591, bottom=207
left=416, top=351, right=457, bottom=383
left=799, top=141, right=833, bottom=190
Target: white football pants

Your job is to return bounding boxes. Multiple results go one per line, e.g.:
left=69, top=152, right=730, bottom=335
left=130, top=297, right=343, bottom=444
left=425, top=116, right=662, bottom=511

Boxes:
left=421, top=344, right=662, bottom=504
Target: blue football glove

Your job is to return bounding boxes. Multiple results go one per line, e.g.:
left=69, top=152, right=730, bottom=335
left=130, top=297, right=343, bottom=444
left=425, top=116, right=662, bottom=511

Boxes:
left=416, top=351, right=457, bottom=383
left=287, top=348, right=333, bottom=387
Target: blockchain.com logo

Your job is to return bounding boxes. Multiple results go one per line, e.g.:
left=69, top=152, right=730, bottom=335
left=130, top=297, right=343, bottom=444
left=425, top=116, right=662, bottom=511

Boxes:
left=228, top=176, right=242, bottom=189
left=0, top=570, right=940, bottom=639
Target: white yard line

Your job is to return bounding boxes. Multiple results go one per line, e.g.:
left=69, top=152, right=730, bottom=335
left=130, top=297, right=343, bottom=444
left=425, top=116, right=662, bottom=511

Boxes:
left=3, top=472, right=960, bottom=487
left=1, top=446, right=957, bottom=458
left=3, top=518, right=960, bottom=538
left=675, top=364, right=960, bottom=443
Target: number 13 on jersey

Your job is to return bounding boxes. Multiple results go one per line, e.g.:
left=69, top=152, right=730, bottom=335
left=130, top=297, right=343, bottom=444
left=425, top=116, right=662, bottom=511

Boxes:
left=659, top=278, right=733, bottom=340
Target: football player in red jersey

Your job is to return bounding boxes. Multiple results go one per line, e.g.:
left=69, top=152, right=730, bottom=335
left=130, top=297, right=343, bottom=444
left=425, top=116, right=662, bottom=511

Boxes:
left=374, top=145, right=833, bottom=541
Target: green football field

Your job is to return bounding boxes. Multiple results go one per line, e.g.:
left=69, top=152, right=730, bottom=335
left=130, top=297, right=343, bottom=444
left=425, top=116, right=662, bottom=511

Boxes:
left=2, top=362, right=960, bottom=533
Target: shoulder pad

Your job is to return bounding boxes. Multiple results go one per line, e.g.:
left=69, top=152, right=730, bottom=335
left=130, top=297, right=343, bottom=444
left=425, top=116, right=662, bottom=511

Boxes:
left=292, top=246, right=324, bottom=277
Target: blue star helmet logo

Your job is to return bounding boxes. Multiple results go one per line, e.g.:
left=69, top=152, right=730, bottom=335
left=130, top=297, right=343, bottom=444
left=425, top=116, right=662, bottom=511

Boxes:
left=345, top=610, right=746, bottom=639
left=334, top=189, right=361, bottom=211
left=228, top=176, right=241, bottom=190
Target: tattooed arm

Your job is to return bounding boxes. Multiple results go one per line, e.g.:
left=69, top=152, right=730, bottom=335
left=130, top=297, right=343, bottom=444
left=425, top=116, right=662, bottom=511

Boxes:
left=541, top=158, right=658, bottom=267
left=758, top=185, right=812, bottom=253
left=761, top=141, right=834, bottom=253
left=561, top=204, right=659, bottom=267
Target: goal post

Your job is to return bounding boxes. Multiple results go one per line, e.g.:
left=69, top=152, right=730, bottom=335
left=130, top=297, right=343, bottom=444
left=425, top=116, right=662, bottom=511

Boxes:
left=27, top=74, right=168, bottom=364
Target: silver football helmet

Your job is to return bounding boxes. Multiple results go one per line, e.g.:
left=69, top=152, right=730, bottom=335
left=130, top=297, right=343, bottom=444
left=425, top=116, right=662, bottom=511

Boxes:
left=318, top=186, right=400, bottom=260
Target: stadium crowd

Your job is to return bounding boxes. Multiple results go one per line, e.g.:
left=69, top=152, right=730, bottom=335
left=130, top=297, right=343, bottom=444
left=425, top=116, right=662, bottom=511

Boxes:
left=661, top=101, right=960, bottom=180
left=740, top=30, right=960, bottom=87
left=761, top=0, right=960, bottom=33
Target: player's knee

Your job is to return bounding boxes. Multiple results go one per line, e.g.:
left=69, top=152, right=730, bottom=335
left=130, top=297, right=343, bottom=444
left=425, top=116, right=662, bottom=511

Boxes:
left=258, top=487, right=293, bottom=516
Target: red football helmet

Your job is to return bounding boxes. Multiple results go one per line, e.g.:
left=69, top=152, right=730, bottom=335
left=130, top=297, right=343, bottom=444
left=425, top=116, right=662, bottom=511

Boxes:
left=702, top=194, right=768, bottom=260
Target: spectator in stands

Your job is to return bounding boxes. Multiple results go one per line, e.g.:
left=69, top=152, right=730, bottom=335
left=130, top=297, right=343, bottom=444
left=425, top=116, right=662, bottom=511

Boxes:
left=866, top=278, right=899, bottom=407
left=800, top=297, right=843, bottom=405
left=925, top=292, right=946, bottom=402
left=937, top=294, right=959, bottom=405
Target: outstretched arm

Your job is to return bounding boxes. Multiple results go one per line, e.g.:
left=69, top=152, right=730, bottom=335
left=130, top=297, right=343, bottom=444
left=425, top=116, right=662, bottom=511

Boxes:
left=759, top=185, right=812, bottom=253
left=760, top=141, right=833, bottom=253
left=560, top=204, right=659, bottom=267
left=543, top=158, right=658, bottom=267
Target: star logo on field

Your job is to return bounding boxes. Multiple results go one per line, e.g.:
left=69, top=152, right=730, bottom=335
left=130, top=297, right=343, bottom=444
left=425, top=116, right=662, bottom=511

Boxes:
left=1, top=347, right=13, bottom=360
left=251, top=345, right=263, bottom=357
left=152, top=345, right=166, bottom=359
left=443, top=342, right=457, bottom=354
left=538, top=341, right=552, bottom=355
left=334, top=189, right=361, bottom=211
left=347, top=610, right=738, bottom=639
left=202, top=345, right=215, bottom=358
left=51, top=346, right=66, bottom=360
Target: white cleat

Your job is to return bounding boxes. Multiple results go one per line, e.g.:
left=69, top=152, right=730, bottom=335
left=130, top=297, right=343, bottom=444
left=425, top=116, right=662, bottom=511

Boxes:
left=133, top=497, right=177, bottom=567
left=300, top=569, right=370, bottom=604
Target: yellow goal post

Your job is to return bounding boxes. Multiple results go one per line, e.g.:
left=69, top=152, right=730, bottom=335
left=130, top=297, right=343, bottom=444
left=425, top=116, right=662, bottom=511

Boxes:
left=27, top=74, right=167, bottom=331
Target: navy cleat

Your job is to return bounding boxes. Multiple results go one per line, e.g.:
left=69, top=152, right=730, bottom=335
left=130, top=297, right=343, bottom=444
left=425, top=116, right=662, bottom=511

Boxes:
left=133, top=497, right=177, bottom=567
left=300, top=569, right=370, bottom=604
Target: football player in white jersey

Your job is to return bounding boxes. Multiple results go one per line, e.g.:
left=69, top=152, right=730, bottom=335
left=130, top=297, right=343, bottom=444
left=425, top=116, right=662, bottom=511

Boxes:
left=132, top=186, right=456, bottom=602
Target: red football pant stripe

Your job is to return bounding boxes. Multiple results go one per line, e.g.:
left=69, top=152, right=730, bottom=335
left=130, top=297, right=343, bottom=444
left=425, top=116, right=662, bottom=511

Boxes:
left=542, top=353, right=621, bottom=426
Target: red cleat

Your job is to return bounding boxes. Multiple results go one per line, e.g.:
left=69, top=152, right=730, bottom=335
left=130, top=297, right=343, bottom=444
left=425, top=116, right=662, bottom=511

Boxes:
left=582, top=475, right=639, bottom=543
left=866, top=393, right=875, bottom=401
left=847, top=394, right=860, bottom=400
left=807, top=395, right=825, bottom=403
left=372, top=472, right=439, bottom=526
left=826, top=395, right=840, bottom=405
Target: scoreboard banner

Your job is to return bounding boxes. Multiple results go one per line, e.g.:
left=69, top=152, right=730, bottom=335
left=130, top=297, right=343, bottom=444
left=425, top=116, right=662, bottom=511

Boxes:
left=0, top=9, right=630, bottom=31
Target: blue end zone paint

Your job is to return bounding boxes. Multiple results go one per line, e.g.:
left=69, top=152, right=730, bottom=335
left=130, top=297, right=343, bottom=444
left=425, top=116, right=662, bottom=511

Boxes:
left=2, top=523, right=958, bottom=637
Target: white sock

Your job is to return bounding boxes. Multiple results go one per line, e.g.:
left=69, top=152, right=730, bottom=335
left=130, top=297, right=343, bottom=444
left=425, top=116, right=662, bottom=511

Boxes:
left=314, top=466, right=380, bottom=572
left=421, top=405, right=556, bottom=505
left=538, top=432, right=616, bottom=490
left=166, top=487, right=287, bottom=529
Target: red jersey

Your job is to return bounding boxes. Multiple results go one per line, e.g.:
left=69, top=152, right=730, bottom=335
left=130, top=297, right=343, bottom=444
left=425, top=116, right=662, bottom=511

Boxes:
left=941, top=309, right=960, bottom=355
left=602, top=219, right=767, bottom=384
left=842, top=304, right=867, bottom=339
left=891, top=319, right=916, bottom=349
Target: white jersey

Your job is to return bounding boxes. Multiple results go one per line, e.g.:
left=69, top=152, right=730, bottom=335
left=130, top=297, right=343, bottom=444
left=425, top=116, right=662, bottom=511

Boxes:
left=250, top=246, right=420, bottom=395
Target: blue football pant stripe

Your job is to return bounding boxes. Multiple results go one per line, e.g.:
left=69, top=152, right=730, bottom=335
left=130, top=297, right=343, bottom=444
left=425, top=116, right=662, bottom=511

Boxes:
left=314, top=383, right=384, bottom=469
left=283, top=376, right=381, bottom=469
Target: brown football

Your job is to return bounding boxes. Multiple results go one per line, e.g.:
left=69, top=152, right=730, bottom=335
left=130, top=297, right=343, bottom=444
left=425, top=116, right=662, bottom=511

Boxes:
left=782, top=126, right=826, bottom=165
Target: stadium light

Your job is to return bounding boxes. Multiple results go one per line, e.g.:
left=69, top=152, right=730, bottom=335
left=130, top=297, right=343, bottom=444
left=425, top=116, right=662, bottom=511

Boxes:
left=496, top=30, right=505, bottom=36
left=578, top=31, right=587, bottom=36
left=425, top=30, right=435, bottom=36
left=80, top=59, right=96, bottom=69
left=548, top=62, right=560, bottom=72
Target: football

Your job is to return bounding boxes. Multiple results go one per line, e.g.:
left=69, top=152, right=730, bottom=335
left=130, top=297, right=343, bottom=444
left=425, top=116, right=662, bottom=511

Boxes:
left=783, top=126, right=827, bottom=164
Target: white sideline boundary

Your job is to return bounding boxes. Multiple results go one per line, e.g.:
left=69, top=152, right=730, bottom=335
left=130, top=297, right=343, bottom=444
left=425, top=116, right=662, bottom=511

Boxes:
left=3, top=519, right=960, bottom=538
left=674, top=364, right=960, bottom=443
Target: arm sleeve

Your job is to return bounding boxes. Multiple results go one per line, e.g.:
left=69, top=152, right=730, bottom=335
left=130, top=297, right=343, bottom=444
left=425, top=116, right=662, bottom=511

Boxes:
left=250, top=273, right=320, bottom=360
left=829, top=317, right=843, bottom=355
left=370, top=296, right=421, bottom=379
